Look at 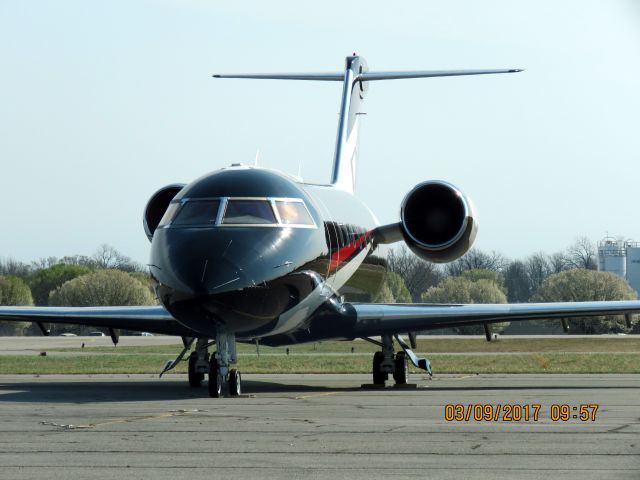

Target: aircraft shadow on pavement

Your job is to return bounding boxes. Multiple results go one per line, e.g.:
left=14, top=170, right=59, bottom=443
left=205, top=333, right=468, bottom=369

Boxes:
left=0, top=379, right=361, bottom=403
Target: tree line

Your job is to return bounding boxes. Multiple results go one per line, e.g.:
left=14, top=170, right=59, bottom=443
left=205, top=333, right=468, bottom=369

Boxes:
left=0, top=238, right=636, bottom=335
left=0, top=245, right=155, bottom=335
left=381, top=236, right=636, bottom=334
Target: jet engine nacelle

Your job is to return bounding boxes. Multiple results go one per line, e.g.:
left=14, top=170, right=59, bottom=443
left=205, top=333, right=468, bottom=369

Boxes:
left=143, top=184, right=185, bottom=241
left=400, top=180, right=477, bottom=263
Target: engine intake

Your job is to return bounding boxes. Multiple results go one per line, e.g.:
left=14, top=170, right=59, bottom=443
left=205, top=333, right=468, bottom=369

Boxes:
left=400, top=180, right=476, bottom=263
left=143, top=184, right=185, bottom=241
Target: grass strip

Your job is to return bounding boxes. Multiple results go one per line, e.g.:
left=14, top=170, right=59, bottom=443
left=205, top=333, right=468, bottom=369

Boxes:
left=1, top=353, right=638, bottom=375
left=49, top=337, right=640, bottom=355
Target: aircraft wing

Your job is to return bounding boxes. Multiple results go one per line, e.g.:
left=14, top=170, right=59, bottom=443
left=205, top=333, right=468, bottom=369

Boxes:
left=349, top=301, right=640, bottom=336
left=0, top=306, right=192, bottom=336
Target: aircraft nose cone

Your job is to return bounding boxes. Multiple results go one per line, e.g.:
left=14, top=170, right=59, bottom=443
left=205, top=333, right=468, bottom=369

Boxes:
left=151, top=227, right=288, bottom=301
left=165, top=242, right=268, bottom=301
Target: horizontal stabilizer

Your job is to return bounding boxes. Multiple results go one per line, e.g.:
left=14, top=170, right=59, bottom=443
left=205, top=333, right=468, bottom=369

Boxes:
left=213, top=69, right=522, bottom=82
left=360, top=68, right=523, bottom=81
left=213, top=72, right=343, bottom=81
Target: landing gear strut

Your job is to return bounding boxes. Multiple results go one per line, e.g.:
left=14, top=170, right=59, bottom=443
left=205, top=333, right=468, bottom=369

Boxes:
left=188, top=338, right=209, bottom=388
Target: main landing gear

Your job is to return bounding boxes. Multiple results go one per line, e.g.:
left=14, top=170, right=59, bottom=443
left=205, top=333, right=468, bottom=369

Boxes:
left=368, top=334, right=432, bottom=387
left=188, top=338, right=209, bottom=388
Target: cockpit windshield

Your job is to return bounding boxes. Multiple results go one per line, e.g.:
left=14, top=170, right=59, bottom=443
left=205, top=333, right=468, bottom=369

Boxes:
left=159, top=197, right=315, bottom=229
left=172, top=200, right=220, bottom=226
left=222, top=200, right=277, bottom=225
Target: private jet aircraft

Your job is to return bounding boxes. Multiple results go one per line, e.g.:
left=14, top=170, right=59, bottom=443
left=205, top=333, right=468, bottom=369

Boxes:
left=2, top=55, right=639, bottom=397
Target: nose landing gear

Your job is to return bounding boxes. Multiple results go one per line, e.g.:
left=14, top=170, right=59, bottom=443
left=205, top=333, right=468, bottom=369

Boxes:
left=180, top=331, right=241, bottom=397
left=204, top=330, right=241, bottom=398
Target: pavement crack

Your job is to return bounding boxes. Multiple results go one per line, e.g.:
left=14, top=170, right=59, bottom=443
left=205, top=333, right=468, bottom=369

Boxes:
left=607, top=424, right=630, bottom=433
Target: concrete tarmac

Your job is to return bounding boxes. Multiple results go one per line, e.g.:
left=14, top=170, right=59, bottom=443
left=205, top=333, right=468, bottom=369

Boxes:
left=0, top=373, right=638, bottom=480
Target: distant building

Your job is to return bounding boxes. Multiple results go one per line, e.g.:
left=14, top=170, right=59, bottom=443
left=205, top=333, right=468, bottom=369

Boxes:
left=597, top=236, right=640, bottom=294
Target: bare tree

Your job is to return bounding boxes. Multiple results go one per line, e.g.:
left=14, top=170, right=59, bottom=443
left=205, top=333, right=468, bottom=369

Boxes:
left=503, top=260, right=531, bottom=302
left=60, top=254, right=97, bottom=267
left=92, top=244, right=143, bottom=272
left=547, top=251, right=570, bottom=274
left=31, top=257, right=60, bottom=270
left=0, top=258, right=31, bottom=279
left=566, top=236, right=597, bottom=270
left=525, top=252, right=553, bottom=294
left=93, top=244, right=120, bottom=269
left=444, top=249, right=507, bottom=277
left=387, top=246, right=443, bottom=302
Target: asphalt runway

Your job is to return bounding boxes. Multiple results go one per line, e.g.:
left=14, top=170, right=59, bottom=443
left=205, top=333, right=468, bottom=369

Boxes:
left=0, top=374, right=638, bottom=479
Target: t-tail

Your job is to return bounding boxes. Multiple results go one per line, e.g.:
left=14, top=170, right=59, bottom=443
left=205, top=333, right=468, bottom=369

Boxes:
left=214, top=55, right=522, bottom=194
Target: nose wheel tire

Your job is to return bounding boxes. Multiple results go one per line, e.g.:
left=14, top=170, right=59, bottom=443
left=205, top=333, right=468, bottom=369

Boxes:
left=208, top=359, right=223, bottom=398
left=188, top=352, right=204, bottom=388
left=393, top=351, right=409, bottom=385
left=228, top=369, right=242, bottom=396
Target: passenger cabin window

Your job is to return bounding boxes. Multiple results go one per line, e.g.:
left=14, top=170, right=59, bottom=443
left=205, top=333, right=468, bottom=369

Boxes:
left=275, top=200, right=314, bottom=226
left=222, top=200, right=277, bottom=225
left=172, top=200, right=220, bottom=226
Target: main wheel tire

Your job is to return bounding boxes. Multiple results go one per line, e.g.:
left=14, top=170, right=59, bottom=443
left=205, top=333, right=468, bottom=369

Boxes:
left=372, top=351, right=387, bottom=385
left=188, top=352, right=204, bottom=388
left=393, top=351, right=409, bottom=385
left=208, top=359, right=222, bottom=398
left=228, top=369, right=241, bottom=396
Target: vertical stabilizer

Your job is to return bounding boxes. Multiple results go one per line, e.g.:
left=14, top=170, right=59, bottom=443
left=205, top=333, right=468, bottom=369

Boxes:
left=330, top=55, right=368, bottom=194
left=213, top=57, right=522, bottom=194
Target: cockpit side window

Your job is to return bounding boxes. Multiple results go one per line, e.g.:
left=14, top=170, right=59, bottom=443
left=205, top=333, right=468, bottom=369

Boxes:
left=274, top=200, right=315, bottom=226
left=172, top=200, right=220, bottom=226
left=222, top=200, right=277, bottom=225
left=158, top=202, right=181, bottom=227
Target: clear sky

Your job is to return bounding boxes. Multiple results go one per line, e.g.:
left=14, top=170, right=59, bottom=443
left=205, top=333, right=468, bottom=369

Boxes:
left=1, top=0, right=639, bottom=265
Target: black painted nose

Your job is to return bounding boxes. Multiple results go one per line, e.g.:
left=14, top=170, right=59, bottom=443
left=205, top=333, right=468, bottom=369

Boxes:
left=151, top=227, right=293, bottom=300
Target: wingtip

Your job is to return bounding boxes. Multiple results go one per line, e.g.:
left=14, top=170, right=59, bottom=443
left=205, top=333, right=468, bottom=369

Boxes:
left=510, top=69, right=524, bottom=73
left=212, top=74, right=221, bottom=78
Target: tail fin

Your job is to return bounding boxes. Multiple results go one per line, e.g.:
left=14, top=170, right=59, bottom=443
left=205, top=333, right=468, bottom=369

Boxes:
left=214, top=56, right=522, bottom=193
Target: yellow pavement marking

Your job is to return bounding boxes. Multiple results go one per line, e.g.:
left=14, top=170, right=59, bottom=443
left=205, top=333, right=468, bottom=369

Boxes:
left=41, top=409, right=202, bottom=430
left=451, top=375, right=476, bottom=380
left=294, top=392, right=339, bottom=400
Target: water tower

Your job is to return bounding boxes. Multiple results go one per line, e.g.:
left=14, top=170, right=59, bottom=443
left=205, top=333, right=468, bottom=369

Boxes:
left=597, top=237, right=626, bottom=278
left=625, top=240, right=640, bottom=294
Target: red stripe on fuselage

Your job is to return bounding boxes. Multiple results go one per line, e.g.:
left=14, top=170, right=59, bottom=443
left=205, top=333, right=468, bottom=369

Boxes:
left=328, top=231, right=372, bottom=274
